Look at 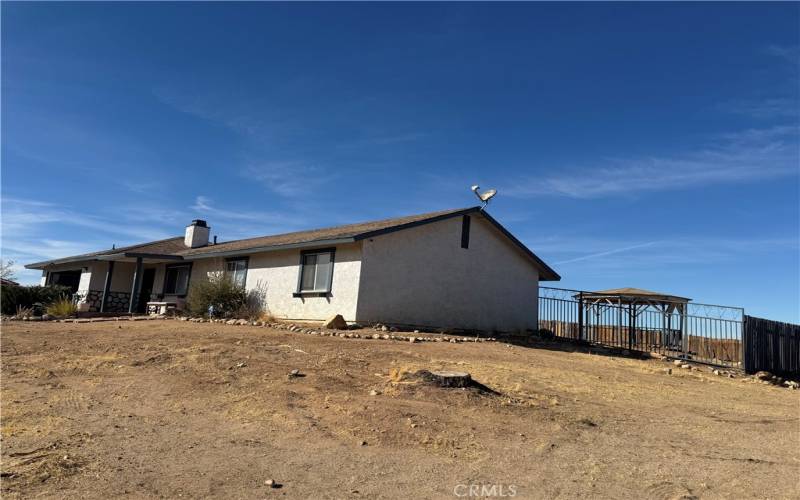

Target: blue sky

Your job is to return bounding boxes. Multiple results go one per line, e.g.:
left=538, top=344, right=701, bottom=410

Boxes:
left=2, top=3, right=798, bottom=322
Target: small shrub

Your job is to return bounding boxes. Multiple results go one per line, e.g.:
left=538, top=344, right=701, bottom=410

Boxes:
left=237, top=280, right=269, bottom=320
left=15, top=305, right=34, bottom=318
left=186, top=273, right=247, bottom=318
left=46, top=297, right=77, bottom=318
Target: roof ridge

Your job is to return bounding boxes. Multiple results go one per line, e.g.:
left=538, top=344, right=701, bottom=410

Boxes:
left=208, top=207, right=475, bottom=247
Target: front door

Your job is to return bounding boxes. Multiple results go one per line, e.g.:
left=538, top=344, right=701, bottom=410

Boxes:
left=137, top=268, right=156, bottom=313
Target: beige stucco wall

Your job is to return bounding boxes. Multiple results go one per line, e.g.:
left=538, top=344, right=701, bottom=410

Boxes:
left=169, top=243, right=363, bottom=321
left=355, top=214, right=540, bottom=332
left=244, top=243, right=362, bottom=321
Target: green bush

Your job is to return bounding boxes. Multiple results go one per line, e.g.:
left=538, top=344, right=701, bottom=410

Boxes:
left=46, top=296, right=78, bottom=318
left=1, top=284, right=72, bottom=315
left=185, top=273, right=247, bottom=318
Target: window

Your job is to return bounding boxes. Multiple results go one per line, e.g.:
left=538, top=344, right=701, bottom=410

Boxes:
left=296, top=249, right=335, bottom=295
left=225, top=258, right=248, bottom=288
left=461, top=215, right=471, bottom=249
left=164, top=264, right=191, bottom=295
left=47, top=269, right=82, bottom=293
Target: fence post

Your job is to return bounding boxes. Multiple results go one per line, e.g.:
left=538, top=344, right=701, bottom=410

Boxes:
left=578, top=292, right=584, bottom=342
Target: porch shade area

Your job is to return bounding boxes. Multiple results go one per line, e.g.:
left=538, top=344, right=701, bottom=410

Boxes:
left=96, top=253, right=183, bottom=313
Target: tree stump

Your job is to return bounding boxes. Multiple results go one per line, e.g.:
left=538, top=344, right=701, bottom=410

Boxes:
left=417, top=370, right=472, bottom=388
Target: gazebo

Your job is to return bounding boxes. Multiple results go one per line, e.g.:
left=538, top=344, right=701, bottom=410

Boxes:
left=573, top=287, right=692, bottom=352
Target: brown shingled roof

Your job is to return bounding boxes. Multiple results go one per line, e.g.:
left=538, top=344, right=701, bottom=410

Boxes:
left=25, top=207, right=560, bottom=280
left=179, top=207, right=472, bottom=256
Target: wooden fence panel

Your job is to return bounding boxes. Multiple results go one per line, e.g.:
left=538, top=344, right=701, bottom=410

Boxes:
left=743, top=315, right=800, bottom=375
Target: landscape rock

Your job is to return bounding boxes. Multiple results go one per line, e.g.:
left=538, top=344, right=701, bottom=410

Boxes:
left=322, top=314, right=348, bottom=330
left=755, top=371, right=773, bottom=381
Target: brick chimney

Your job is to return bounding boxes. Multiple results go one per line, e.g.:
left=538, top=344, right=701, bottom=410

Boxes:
left=185, top=220, right=210, bottom=248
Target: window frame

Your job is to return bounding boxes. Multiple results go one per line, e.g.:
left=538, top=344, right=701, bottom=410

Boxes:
left=224, top=256, right=249, bottom=288
left=293, top=247, right=336, bottom=297
left=163, top=262, right=193, bottom=297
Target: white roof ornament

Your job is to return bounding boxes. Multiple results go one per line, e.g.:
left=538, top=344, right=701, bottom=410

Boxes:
left=470, top=185, right=497, bottom=209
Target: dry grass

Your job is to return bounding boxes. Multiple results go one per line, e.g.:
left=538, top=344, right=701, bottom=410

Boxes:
left=2, top=320, right=798, bottom=499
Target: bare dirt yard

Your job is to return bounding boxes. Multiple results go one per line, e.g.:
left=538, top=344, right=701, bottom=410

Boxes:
left=2, top=320, right=798, bottom=499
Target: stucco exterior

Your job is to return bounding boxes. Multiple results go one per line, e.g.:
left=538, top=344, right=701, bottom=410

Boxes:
left=356, top=214, right=540, bottom=332
left=240, top=243, right=362, bottom=321
left=156, top=243, right=363, bottom=321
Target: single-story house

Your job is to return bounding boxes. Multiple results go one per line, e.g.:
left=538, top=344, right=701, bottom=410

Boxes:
left=25, top=207, right=559, bottom=331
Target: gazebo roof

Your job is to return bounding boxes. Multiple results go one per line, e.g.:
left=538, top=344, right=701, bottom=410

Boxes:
left=576, top=287, right=692, bottom=305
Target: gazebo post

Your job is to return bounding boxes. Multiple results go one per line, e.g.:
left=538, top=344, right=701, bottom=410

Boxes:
left=628, top=303, right=634, bottom=350
left=665, top=305, right=671, bottom=352
left=577, top=292, right=584, bottom=341
left=617, top=297, right=622, bottom=348
left=680, top=303, right=688, bottom=356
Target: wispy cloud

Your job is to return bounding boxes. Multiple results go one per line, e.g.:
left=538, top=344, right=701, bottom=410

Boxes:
left=1, top=197, right=172, bottom=242
left=1, top=197, right=177, bottom=284
left=718, top=98, right=799, bottom=119
left=531, top=235, right=799, bottom=274
left=189, top=196, right=308, bottom=240
left=764, top=44, right=800, bottom=65
left=553, top=241, right=661, bottom=265
left=241, top=162, right=337, bottom=197
left=505, top=125, right=799, bottom=199
left=337, top=132, right=429, bottom=149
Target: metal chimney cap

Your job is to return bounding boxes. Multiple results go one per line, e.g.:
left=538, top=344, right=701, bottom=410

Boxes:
left=190, top=219, right=208, bottom=227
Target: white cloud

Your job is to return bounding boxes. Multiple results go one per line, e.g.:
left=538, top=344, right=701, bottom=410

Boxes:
left=189, top=196, right=309, bottom=240
left=530, top=235, right=799, bottom=272
left=764, top=44, right=800, bottom=64
left=505, top=126, right=799, bottom=199
left=241, top=162, right=336, bottom=197
left=718, top=98, right=799, bottom=119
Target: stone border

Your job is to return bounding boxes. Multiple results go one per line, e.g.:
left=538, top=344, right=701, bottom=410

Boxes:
left=175, top=316, right=497, bottom=344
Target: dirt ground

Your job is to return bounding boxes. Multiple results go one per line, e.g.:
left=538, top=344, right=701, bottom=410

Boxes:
left=2, top=320, right=798, bottom=499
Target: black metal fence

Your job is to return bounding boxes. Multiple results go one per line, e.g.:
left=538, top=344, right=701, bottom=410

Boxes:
left=743, top=316, right=800, bottom=375
left=538, top=287, right=745, bottom=368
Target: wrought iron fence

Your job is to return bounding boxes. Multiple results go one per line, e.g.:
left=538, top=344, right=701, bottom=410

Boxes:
left=538, top=287, right=744, bottom=368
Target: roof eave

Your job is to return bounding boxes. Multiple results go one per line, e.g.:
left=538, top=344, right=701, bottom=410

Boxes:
left=25, top=256, right=100, bottom=270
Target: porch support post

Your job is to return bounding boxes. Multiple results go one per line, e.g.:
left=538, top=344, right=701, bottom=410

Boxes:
left=128, top=257, right=144, bottom=314
left=100, top=261, right=115, bottom=313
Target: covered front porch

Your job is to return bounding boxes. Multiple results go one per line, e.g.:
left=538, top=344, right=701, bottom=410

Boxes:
left=39, top=252, right=187, bottom=314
